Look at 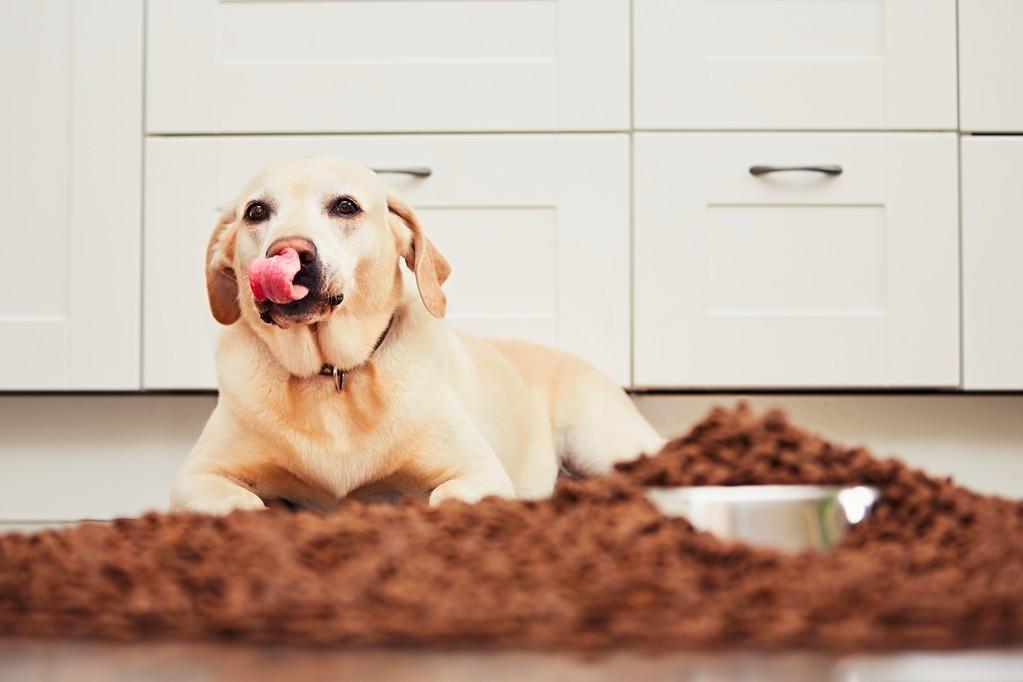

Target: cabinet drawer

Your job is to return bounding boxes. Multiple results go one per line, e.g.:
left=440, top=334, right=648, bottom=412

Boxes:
left=633, top=133, right=959, bottom=388
left=959, top=1, right=1023, bottom=132
left=144, top=134, right=630, bottom=389
left=962, top=137, right=1023, bottom=389
left=146, top=0, right=628, bottom=134
left=634, top=0, right=957, bottom=131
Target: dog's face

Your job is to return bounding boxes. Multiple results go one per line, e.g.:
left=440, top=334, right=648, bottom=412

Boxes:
left=205, top=156, right=450, bottom=357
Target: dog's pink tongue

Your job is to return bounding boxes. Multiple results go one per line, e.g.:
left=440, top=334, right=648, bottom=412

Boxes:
left=247, top=247, right=309, bottom=304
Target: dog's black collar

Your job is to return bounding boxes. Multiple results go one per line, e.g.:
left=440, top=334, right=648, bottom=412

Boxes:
left=318, top=314, right=395, bottom=392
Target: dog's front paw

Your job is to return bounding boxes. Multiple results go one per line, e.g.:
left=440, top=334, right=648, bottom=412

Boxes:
left=183, top=493, right=267, bottom=516
left=429, top=476, right=514, bottom=506
left=170, top=474, right=268, bottom=515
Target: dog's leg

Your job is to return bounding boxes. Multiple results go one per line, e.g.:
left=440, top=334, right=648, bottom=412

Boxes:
left=421, top=409, right=516, bottom=506
left=556, top=370, right=666, bottom=476
left=169, top=406, right=270, bottom=514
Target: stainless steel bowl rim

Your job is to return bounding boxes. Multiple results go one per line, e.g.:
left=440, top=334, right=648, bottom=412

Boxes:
left=645, top=484, right=881, bottom=504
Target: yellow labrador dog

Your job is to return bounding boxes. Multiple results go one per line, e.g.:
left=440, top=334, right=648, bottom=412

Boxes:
left=171, top=157, right=664, bottom=514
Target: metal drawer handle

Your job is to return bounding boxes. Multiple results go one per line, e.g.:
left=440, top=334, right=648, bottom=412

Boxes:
left=371, top=166, right=433, bottom=178
left=749, top=164, right=843, bottom=177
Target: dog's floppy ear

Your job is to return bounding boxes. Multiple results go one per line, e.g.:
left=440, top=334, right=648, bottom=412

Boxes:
left=205, top=206, right=242, bottom=325
left=387, top=192, right=451, bottom=319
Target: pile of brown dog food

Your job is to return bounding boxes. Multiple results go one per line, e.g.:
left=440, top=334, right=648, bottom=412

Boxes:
left=1, top=404, right=1021, bottom=651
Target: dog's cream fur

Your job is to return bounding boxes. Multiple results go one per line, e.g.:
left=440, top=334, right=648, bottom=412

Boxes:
left=171, top=157, right=664, bottom=513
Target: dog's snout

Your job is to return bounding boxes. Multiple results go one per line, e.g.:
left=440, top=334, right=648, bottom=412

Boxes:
left=267, top=237, right=317, bottom=264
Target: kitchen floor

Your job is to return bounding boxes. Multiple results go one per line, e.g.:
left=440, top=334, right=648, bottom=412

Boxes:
left=3, top=397, right=1022, bottom=680
left=2, top=640, right=1022, bottom=682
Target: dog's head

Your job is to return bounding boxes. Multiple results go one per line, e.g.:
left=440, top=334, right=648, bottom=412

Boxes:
left=205, top=156, right=449, bottom=363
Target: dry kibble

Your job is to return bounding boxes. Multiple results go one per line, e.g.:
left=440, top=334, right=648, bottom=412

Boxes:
left=0, top=403, right=1021, bottom=652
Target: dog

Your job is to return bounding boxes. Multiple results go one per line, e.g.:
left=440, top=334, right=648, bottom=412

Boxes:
left=171, top=156, right=665, bottom=514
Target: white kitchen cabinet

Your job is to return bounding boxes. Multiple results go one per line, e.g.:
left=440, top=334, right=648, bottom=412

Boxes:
left=634, top=0, right=957, bottom=131
left=961, top=137, right=1023, bottom=390
left=633, top=133, right=959, bottom=389
left=959, top=1, right=1023, bottom=132
left=0, top=1, right=142, bottom=390
left=144, top=134, right=630, bottom=389
left=146, top=0, right=629, bottom=134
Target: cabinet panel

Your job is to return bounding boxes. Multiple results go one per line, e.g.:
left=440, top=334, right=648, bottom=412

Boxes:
left=962, top=137, right=1023, bottom=389
left=146, top=0, right=629, bottom=133
left=634, top=133, right=959, bottom=388
left=0, top=1, right=142, bottom=390
left=144, top=134, right=630, bottom=388
left=959, top=0, right=1023, bottom=132
left=634, top=0, right=957, bottom=130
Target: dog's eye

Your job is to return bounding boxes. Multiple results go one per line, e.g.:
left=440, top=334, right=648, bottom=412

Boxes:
left=330, top=197, right=360, bottom=217
left=245, top=202, right=269, bottom=223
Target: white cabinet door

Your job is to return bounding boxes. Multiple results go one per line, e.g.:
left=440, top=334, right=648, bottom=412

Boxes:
left=634, top=0, right=957, bottom=131
left=0, top=1, right=142, bottom=390
left=146, top=0, right=628, bottom=134
left=962, top=137, right=1023, bottom=389
left=959, top=1, right=1023, bottom=132
left=144, top=134, right=630, bottom=389
left=634, top=133, right=959, bottom=389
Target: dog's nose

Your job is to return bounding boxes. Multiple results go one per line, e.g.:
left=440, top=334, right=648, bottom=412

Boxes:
left=267, top=237, right=317, bottom=265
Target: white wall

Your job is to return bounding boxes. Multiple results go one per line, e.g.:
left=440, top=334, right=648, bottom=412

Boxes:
left=0, top=396, right=214, bottom=521
left=0, top=394, right=1020, bottom=522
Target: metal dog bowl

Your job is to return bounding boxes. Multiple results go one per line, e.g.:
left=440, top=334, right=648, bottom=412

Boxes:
left=646, top=485, right=881, bottom=553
